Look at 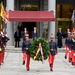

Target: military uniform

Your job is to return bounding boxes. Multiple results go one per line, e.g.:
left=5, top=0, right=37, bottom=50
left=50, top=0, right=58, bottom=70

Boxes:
left=22, top=34, right=31, bottom=71
left=48, top=34, right=57, bottom=71
left=2, top=34, right=10, bottom=63
left=65, top=32, right=71, bottom=62
left=71, top=37, right=75, bottom=66
left=0, top=32, right=5, bottom=65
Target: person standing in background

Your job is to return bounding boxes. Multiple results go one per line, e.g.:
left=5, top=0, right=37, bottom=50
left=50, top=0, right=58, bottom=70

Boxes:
left=32, top=27, right=38, bottom=40
left=23, top=28, right=28, bottom=41
left=17, top=23, right=22, bottom=38
left=64, top=28, right=70, bottom=38
left=57, top=28, right=63, bottom=48
left=14, top=29, right=20, bottom=47
left=42, top=28, right=47, bottom=40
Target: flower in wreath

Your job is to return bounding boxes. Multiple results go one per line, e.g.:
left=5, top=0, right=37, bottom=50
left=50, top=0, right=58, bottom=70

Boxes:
left=29, top=38, right=50, bottom=61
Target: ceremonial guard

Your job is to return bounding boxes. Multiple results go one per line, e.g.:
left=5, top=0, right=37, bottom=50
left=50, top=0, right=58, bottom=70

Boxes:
left=22, top=34, right=31, bottom=71
left=68, top=32, right=72, bottom=62
left=71, top=30, right=75, bottom=66
left=2, top=33, right=10, bottom=63
left=48, top=33, right=57, bottom=71
left=2, top=33, right=10, bottom=46
left=70, top=30, right=74, bottom=63
left=65, top=29, right=71, bottom=62
left=0, top=31, right=5, bottom=65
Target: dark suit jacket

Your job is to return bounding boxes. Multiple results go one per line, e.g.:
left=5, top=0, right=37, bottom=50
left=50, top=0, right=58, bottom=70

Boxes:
left=23, top=31, right=28, bottom=41
left=14, top=31, right=20, bottom=41
left=32, top=31, right=38, bottom=39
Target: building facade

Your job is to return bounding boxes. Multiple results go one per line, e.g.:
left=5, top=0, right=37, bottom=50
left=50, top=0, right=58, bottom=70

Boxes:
left=0, top=0, right=75, bottom=46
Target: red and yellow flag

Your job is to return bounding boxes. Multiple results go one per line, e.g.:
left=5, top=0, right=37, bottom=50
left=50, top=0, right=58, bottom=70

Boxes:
left=5, top=10, right=10, bottom=22
left=0, top=3, right=10, bottom=22
left=0, top=2, right=6, bottom=19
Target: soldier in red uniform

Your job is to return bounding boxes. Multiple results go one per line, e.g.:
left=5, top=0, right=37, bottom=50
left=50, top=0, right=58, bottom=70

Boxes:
left=70, top=30, right=74, bottom=64
left=22, top=34, right=31, bottom=71
left=48, top=33, right=58, bottom=71
left=71, top=31, right=75, bottom=66
left=65, top=31, right=71, bottom=61
left=68, top=32, right=72, bottom=63
left=2, top=33, right=10, bottom=63
left=0, top=31, right=5, bottom=65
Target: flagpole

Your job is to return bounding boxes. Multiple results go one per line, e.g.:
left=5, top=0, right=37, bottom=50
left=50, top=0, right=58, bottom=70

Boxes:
left=74, top=10, right=75, bottom=28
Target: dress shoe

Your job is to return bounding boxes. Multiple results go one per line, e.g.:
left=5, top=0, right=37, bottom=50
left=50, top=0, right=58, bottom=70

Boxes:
left=50, top=69, right=53, bottom=71
left=65, top=55, right=67, bottom=59
left=22, top=61, right=25, bottom=65
left=27, top=69, right=29, bottom=71
left=72, top=62, right=74, bottom=65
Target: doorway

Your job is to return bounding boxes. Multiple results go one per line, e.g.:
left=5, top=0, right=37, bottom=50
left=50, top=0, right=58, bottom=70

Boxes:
left=56, top=18, right=73, bottom=38
left=56, top=4, right=73, bottom=37
left=22, top=22, right=36, bottom=38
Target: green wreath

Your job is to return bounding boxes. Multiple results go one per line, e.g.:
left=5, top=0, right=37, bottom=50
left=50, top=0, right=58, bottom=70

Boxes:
left=29, top=38, right=50, bottom=61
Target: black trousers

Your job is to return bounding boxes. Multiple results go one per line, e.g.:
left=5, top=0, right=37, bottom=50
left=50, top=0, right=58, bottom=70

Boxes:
left=15, top=41, right=20, bottom=47
left=57, top=39, right=62, bottom=48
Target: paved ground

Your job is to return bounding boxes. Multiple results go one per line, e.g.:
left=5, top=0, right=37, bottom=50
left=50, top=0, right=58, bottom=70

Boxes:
left=0, top=51, right=75, bottom=75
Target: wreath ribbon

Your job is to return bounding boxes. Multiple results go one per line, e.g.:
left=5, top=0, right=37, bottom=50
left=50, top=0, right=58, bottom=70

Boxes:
left=0, top=47, right=2, bottom=52
left=34, top=47, right=40, bottom=60
left=40, top=47, right=44, bottom=63
left=34, top=47, right=44, bottom=63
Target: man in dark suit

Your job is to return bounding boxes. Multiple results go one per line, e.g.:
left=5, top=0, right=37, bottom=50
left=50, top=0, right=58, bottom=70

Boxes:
left=32, top=27, right=38, bottom=40
left=17, top=23, right=22, bottom=37
left=57, top=28, right=63, bottom=48
left=23, top=28, right=28, bottom=41
left=14, top=29, right=20, bottom=47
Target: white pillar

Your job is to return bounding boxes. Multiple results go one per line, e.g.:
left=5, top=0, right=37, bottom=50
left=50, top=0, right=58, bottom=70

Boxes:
left=6, top=0, right=14, bottom=46
left=48, top=0, right=56, bottom=41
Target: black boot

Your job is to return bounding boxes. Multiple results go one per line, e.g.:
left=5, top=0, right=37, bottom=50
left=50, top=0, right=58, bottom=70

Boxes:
left=65, top=55, right=67, bottom=59
left=50, top=69, right=53, bottom=71
left=50, top=64, right=52, bottom=67
left=50, top=64, right=53, bottom=71
left=22, top=61, right=25, bottom=65
left=72, top=62, right=74, bottom=65
left=27, top=69, right=29, bottom=71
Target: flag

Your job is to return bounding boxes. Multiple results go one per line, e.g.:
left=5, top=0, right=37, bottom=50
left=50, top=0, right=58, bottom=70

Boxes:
left=5, top=10, right=10, bottom=22
left=0, top=3, right=10, bottom=22
left=71, top=11, right=74, bottom=22
left=0, top=2, right=6, bottom=19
